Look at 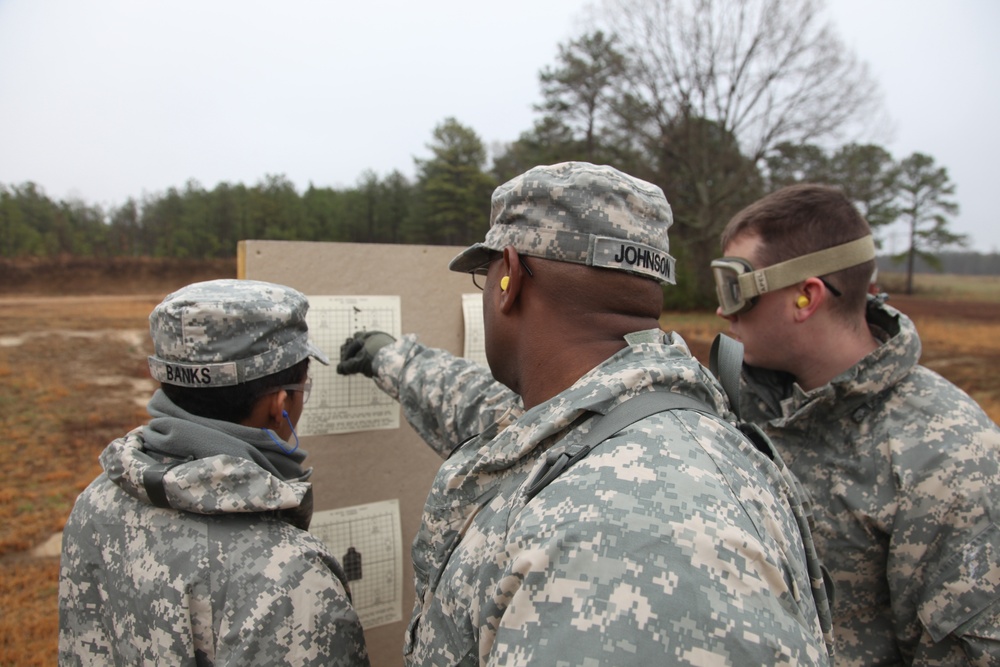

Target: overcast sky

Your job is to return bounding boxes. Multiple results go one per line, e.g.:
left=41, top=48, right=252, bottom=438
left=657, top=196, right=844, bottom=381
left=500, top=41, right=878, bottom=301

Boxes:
left=1, top=0, right=997, bottom=253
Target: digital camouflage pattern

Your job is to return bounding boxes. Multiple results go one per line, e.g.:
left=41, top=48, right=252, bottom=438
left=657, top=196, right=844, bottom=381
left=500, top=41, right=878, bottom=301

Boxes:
left=448, top=162, right=676, bottom=284
left=59, top=400, right=369, bottom=666
left=371, top=328, right=834, bottom=666
left=742, top=296, right=1000, bottom=666
left=147, top=279, right=329, bottom=387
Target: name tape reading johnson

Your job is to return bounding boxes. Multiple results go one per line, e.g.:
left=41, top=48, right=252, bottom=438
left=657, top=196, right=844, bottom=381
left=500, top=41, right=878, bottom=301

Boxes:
left=592, top=236, right=676, bottom=284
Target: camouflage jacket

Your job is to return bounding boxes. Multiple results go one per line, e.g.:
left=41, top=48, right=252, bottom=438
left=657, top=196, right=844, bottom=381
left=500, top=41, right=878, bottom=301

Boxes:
left=373, top=329, right=833, bottom=666
left=741, top=297, right=1000, bottom=666
left=58, top=393, right=369, bottom=666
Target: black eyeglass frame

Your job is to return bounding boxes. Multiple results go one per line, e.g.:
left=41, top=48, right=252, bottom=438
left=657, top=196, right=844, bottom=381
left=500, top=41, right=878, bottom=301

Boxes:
left=471, top=252, right=534, bottom=290
left=262, top=376, right=312, bottom=404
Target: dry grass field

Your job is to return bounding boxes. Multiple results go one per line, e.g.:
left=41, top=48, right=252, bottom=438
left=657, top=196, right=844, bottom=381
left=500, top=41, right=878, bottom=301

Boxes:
left=1, top=259, right=234, bottom=667
left=1, top=261, right=997, bottom=666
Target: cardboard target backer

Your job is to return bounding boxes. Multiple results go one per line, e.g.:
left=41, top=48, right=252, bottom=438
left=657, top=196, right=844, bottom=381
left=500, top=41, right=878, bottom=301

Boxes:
left=239, top=240, right=482, bottom=667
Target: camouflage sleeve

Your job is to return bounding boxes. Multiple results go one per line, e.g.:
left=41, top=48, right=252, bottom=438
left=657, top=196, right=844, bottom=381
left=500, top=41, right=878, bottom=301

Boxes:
left=890, top=378, right=1000, bottom=664
left=941, top=602, right=1000, bottom=666
left=59, top=500, right=115, bottom=665
left=909, top=491, right=1000, bottom=664
left=372, top=334, right=520, bottom=458
left=212, top=526, right=371, bottom=667
left=909, top=522, right=1000, bottom=665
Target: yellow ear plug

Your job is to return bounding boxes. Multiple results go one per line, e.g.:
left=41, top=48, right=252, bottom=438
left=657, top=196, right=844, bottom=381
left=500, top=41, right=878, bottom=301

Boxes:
left=796, top=295, right=810, bottom=308
left=500, top=276, right=510, bottom=291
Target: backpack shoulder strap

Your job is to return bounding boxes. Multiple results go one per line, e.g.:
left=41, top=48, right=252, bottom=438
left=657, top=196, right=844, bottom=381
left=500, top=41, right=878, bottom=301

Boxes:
left=710, top=333, right=744, bottom=420
left=524, top=391, right=715, bottom=501
left=523, top=335, right=748, bottom=502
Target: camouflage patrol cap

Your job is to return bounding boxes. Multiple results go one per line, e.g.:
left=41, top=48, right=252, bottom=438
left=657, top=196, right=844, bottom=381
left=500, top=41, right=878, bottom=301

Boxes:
left=147, top=279, right=329, bottom=388
left=449, top=161, right=676, bottom=284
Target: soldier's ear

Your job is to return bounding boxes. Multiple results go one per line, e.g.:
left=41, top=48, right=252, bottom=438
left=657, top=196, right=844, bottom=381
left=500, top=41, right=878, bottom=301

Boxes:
left=245, top=389, right=287, bottom=428
left=267, top=390, right=290, bottom=425
left=498, top=248, right=525, bottom=314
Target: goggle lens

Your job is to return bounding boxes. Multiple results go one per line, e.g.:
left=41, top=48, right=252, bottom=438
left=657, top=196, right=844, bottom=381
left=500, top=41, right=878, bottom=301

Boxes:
left=711, top=258, right=755, bottom=315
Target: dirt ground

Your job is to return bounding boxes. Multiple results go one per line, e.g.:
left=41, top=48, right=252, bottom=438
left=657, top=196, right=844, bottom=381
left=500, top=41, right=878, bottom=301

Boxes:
left=1, top=260, right=235, bottom=666
left=1, top=259, right=998, bottom=665
left=881, top=294, right=1000, bottom=420
left=889, top=293, right=1000, bottom=322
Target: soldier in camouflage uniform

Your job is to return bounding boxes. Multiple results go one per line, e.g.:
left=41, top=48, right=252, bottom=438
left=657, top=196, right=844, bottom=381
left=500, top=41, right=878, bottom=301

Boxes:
left=338, top=162, right=834, bottom=665
left=711, top=183, right=1000, bottom=665
left=59, top=280, right=370, bottom=666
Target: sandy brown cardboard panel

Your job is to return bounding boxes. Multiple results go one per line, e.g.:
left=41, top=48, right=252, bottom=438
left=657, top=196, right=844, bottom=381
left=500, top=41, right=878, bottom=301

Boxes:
left=241, top=240, right=478, bottom=667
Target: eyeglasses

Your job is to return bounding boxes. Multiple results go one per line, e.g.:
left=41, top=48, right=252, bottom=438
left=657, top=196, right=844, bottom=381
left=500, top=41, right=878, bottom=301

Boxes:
left=471, top=253, right=534, bottom=290
left=264, top=376, right=312, bottom=404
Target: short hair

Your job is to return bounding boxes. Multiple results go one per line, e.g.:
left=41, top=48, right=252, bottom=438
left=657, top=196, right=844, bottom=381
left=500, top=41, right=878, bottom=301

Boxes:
left=721, top=184, right=875, bottom=317
left=160, top=359, right=309, bottom=423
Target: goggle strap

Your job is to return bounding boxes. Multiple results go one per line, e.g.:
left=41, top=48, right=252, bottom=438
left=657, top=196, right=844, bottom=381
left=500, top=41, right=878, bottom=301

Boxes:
left=739, top=235, right=875, bottom=297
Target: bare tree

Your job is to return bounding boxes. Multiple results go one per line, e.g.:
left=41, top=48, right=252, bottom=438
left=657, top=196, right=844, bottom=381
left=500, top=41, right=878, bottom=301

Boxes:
left=583, top=0, right=883, bottom=302
left=597, top=0, right=881, bottom=163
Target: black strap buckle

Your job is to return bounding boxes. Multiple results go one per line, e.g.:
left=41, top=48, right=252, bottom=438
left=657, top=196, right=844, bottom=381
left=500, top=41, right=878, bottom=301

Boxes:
left=525, top=452, right=567, bottom=501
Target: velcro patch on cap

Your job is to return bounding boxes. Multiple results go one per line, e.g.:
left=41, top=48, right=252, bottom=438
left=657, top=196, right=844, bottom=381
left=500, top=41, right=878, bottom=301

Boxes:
left=591, top=236, right=675, bottom=284
left=148, top=358, right=240, bottom=387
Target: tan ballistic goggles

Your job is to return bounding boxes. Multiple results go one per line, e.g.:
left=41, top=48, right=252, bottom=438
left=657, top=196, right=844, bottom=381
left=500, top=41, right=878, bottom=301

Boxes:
left=711, top=235, right=875, bottom=315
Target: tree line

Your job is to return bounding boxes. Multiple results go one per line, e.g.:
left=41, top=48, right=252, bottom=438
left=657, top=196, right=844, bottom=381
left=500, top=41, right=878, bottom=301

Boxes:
left=877, top=252, right=1000, bottom=277
left=0, top=0, right=973, bottom=304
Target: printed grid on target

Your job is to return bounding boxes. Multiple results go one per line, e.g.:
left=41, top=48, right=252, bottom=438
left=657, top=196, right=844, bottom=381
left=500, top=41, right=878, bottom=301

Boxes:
left=299, top=296, right=401, bottom=435
left=311, top=509, right=399, bottom=611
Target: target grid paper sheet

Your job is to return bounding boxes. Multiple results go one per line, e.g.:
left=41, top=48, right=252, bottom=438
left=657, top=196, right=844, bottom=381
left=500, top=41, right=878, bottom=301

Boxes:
left=310, top=499, right=403, bottom=629
left=299, top=295, right=402, bottom=436
left=461, top=293, right=487, bottom=367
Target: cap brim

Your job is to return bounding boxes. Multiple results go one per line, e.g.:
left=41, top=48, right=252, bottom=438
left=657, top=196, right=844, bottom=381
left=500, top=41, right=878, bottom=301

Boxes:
left=448, top=243, right=495, bottom=273
left=306, top=340, right=330, bottom=366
